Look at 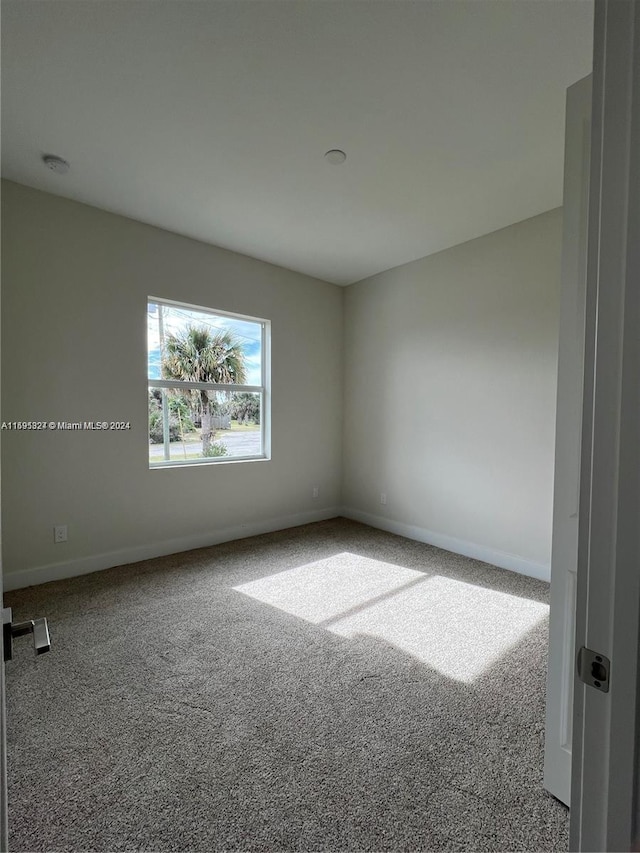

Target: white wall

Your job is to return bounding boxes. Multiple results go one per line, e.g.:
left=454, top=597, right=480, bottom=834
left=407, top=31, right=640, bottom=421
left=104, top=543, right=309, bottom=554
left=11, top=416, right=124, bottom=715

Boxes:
left=1, top=182, right=561, bottom=588
left=1, top=181, right=343, bottom=587
left=342, top=209, right=561, bottom=579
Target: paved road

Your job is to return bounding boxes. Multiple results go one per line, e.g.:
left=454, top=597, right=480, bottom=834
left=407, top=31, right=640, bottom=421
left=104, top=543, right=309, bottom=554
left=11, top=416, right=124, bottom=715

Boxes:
left=149, top=430, right=261, bottom=460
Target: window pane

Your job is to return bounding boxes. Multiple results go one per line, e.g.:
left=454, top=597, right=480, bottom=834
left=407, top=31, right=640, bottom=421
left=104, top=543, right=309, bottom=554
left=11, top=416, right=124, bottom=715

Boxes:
left=148, top=301, right=262, bottom=385
left=149, top=388, right=262, bottom=464
left=212, top=391, right=262, bottom=459
left=147, top=303, right=162, bottom=380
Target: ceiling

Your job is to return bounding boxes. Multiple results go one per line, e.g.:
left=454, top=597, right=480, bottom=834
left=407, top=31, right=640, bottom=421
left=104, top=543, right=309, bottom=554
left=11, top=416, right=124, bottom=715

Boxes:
left=1, top=0, right=593, bottom=285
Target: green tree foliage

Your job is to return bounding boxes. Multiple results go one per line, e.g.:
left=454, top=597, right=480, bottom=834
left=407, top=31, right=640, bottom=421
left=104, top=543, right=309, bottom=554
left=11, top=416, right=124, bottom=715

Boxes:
left=168, top=394, right=195, bottom=434
left=162, top=326, right=247, bottom=455
left=148, top=390, right=195, bottom=443
left=230, top=392, right=260, bottom=425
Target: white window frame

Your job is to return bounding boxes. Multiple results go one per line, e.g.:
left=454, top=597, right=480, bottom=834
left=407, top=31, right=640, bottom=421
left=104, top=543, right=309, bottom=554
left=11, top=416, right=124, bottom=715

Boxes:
left=148, top=296, right=270, bottom=468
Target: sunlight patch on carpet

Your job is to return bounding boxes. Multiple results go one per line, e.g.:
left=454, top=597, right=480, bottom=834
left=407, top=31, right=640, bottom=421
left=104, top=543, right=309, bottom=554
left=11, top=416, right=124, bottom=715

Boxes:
left=234, top=552, right=549, bottom=683
left=234, top=553, right=424, bottom=624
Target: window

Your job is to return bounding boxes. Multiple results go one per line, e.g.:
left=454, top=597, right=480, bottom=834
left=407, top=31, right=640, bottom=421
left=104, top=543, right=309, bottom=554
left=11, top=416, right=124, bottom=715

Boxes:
left=147, top=298, right=269, bottom=466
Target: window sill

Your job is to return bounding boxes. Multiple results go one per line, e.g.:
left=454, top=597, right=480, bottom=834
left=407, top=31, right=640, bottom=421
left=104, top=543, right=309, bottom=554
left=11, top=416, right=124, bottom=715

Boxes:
left=149, top=454, right=270, bottom=470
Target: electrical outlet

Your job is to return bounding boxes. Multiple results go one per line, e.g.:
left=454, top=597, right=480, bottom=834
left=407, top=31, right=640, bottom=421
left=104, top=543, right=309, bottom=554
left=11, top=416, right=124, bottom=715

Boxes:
left=380, top=492, right=387, bottom=505
left=312, top=486, right=319, bottom=499
left=54, top=525, right=68, bottom=544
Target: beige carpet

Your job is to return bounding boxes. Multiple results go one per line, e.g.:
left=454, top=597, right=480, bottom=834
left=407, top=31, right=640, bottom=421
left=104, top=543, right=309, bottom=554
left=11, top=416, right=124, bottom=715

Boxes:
left=4, top=518, right=568, bottom=851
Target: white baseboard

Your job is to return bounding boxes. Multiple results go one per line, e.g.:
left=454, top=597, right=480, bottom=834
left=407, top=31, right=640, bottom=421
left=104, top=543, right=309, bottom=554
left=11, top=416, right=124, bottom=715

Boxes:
left=3, top=504, right=550, bottom=591
left=341, top=506, right=551, bottom=583
left=3, top=506, right=342, bottom=592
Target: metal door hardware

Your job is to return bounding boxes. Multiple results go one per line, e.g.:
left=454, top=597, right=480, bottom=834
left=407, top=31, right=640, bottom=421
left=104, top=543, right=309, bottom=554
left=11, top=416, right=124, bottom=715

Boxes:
left=2, top=607, right=50, bottom=662
left=577, top=646, right=610, bottom=692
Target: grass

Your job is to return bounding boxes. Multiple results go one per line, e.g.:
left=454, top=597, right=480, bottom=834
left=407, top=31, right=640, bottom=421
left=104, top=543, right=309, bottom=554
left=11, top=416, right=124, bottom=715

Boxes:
left=228, top=421, right=260, bottom=432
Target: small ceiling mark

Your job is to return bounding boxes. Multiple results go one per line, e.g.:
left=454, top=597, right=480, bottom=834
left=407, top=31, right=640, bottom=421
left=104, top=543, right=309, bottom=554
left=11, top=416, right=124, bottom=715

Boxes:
left=42, top=154, right=70, bottom=175
left=324, top=149, right=347, bottom=165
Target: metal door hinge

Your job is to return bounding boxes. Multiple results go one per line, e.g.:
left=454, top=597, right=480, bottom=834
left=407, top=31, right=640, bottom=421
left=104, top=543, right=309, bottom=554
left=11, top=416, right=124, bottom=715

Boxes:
left=577, top=646, right=610, bottom=692
left=2, top=607, right=51, bottom=662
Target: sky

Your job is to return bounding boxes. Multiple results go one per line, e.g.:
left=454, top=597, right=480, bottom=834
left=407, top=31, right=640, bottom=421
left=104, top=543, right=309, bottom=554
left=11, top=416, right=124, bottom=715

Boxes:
left=147, top=302, right=262, bottom=386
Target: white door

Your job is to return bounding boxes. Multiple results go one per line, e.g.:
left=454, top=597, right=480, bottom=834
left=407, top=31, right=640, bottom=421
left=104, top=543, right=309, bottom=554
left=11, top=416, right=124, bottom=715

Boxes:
left=0, top=602, right=51, bottom=853
left=570, top=0, right=640, bottom=849
left=543, top=74, right=591, bottom=808
left=0, top=550, right=6, bottom=853
left=0, top=223, right=51, bottom=853
left=0, top=174, right=6, bottom=852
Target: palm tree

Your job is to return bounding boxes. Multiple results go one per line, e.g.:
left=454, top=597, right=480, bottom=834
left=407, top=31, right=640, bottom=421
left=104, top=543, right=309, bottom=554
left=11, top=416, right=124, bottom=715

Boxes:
left=162, top=326, right=247, bottom=455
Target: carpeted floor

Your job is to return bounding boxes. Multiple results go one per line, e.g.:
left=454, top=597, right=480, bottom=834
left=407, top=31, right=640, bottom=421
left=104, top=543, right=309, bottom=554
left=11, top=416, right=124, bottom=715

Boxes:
left=5, top=518, right=568, bottom=852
